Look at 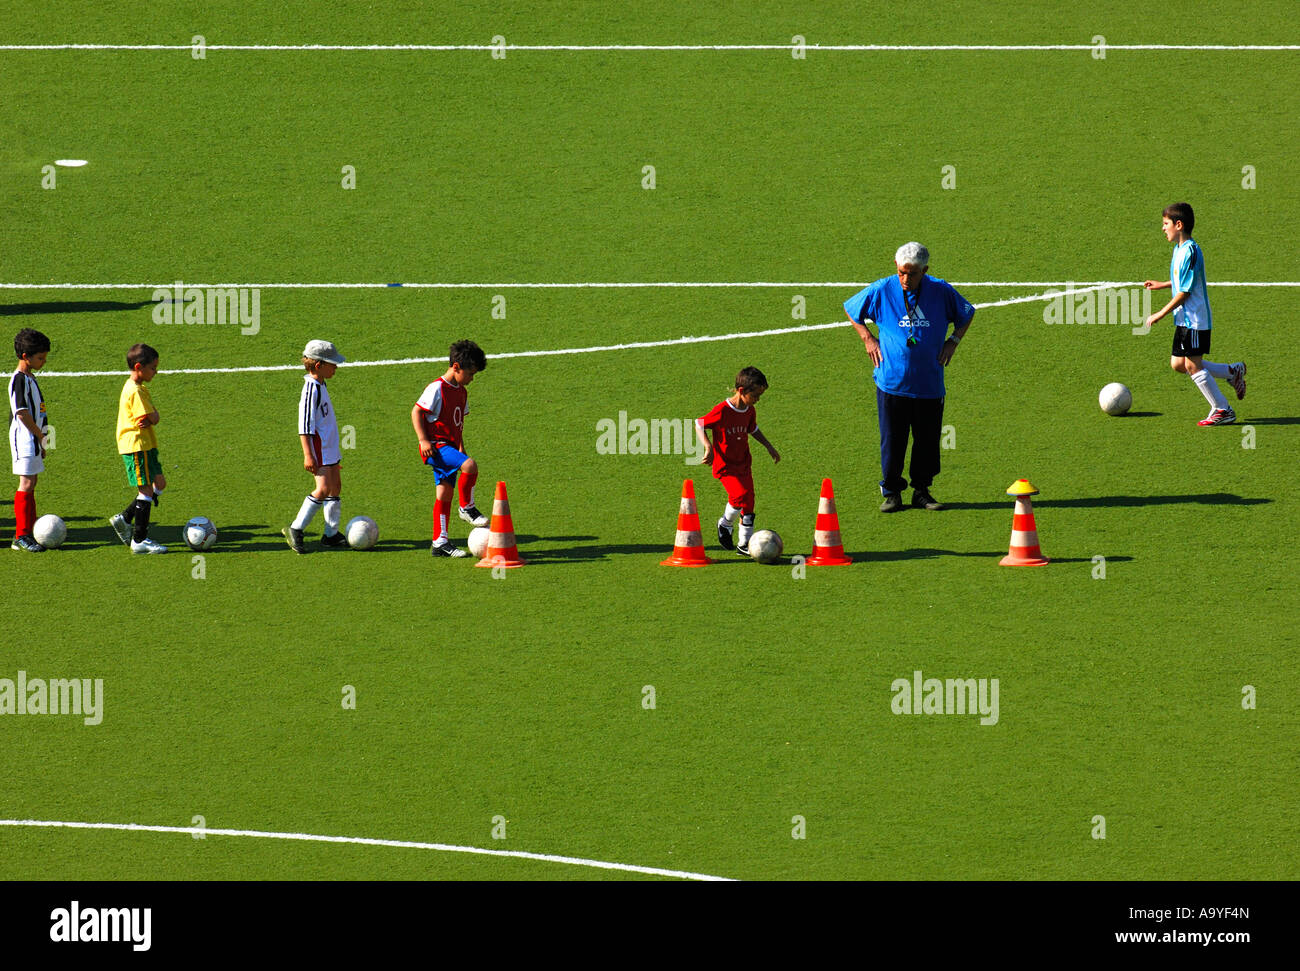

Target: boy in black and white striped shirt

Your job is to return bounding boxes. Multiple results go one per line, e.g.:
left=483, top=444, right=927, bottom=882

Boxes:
left=9, top=329, right=51, bottom=552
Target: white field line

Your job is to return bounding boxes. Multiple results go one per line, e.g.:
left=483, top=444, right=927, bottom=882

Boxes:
left=2, top=281, right=1295, bottom=291
left=2, top=44, right=1298, bottom=52
left=32, top=283, right=1124, bottom=378
left=0, top=818, right=735, bottom=881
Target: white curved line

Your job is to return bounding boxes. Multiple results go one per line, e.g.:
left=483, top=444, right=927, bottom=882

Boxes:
left=0, top=818, right=735, bottom=881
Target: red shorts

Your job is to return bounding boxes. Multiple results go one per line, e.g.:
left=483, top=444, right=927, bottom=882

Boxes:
left=715, top=470, right=755, bottom=513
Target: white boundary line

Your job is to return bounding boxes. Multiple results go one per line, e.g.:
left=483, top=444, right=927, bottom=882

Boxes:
left=0, top=818, right=735, bottom=881
left=2, top=281, right=1295, bottom=290
left=33, top=283, right=1127, bottom=378
left=2, top=43, right=1298, bottom=52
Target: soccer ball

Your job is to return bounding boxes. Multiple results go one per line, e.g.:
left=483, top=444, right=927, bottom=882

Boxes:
left=33, top=514, right=67, bottom=549
left=468, top=526, right=492, bottom=558
left=747, top=529, right=783, bottom=564
left=346, top=515, right=379, bottom=550
left=183, top=516, right=218, bottom=551
left=1099, top=382, right=1132, bottom=416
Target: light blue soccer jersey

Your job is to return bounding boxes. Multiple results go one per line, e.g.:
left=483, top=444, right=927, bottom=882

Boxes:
left=1170, top=238, right=1211, bottom=331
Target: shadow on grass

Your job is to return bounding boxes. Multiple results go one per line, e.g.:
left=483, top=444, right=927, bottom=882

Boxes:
left=1120, top=411, right=1162, bottom=418
left=942, top=493, right=1271, bottom=511
left=0, top=299, right=158, bottom=316
left=1241, top=416, right=1300, bottom=425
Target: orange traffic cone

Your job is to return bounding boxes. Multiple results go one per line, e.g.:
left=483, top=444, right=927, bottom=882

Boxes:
left=660, top=479, right=712, bottom=567
left=476, top=481, right=526, bottom=568
left=999, top=479, right=1049, bottom=567
left=805, top=478, right=852, bottom=566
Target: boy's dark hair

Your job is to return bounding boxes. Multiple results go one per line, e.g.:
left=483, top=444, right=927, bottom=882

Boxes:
left=14, top=328, right=50, bottom=360
left=1163, top=202, right=1195, bottom=234
left=735, top=366, right=768, bottom=393
left=126, top=343, right=159, bottom=369
left=450, top=339, right=487, bottom=372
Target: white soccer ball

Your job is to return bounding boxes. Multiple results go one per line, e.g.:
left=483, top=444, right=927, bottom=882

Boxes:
left=1099, top=382, right=1132, bottom=416
left=346, top=515, right=378, bottom=550
left=748, top=529, right=783, bottom=564
left=468, top=526, right=492, bottom=558
left=33, top=514, right=67, bottom=549
left=183, top=516, right=218, bottom=551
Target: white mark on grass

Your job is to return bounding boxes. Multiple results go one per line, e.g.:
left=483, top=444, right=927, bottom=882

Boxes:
left=0, top=818, right=735, bottom=880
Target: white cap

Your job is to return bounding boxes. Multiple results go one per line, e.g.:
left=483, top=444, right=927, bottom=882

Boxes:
left=303, top=340, right=345, bottom=364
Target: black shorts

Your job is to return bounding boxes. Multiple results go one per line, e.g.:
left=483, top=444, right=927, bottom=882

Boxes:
left=1172, top=326, right=1210, bottom=358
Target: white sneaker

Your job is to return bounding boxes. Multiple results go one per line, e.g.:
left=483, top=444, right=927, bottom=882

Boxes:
left=458, top=505, right=489, bottom=527
left=130, top=537, right=168, bottom=554
left=1228, top=362, right=1247, bottom=400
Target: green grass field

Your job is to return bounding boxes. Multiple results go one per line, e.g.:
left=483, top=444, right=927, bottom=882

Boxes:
left=1, top=2, right=1297, bottom=881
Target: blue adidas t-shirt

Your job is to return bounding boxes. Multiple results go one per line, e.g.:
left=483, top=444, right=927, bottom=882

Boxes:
left=844, top=275, right=975, bottom=398
left=1170, top=239, right=1211, bottom=331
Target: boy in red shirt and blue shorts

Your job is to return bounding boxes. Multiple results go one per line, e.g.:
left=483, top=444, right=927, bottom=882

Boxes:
left=695, top=366, right=780, bottom=555
left=411, top=340, right=489, bottom=558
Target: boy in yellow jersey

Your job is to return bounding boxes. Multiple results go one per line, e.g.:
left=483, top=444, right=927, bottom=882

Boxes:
left=109, top=343, right=167, bottom=553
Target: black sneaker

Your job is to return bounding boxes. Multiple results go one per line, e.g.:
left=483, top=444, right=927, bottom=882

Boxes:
left=458, top=505, right=489, bottom=527
left=11, top=535, right=45, bottom=552
left=716, top=517, right=735, bottom=550
left=321, top=532, right=347, bottom=548
left=880, top=493, right=903, bottom=513
left=431, top=540, right=469, bottom=558
left=912, top=488, right=945, bottom=511
left=282, top=526, right=308, bottom=554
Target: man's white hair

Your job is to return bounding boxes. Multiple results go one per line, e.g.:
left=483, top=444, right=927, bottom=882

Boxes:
left=894, top=242, right=930, bottom=268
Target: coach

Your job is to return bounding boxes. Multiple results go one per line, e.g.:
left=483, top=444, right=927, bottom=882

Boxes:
left=844, top=242, right=975, bottom=512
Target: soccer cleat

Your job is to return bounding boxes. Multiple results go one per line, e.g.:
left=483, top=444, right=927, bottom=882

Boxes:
left=431, top=540, right=469, bottom=558
left=458, top=505, right=489, bottom=527
left=109, top=513, right=133, bottom=545
left=1197, top=408, right=1237, bottom=426
left=282, top=526, right=308, bottom=554
left=716, top=517, right=735, bottom=550
left=912, top=488, right=945, bottom=511
left=11, top=535, right=45, bottom=553
left=320, top=532, right=347, bottom=548
left=880, top=493, right=903, bottom=513
left=1228, top=362, right=1247, bottom=401
left=130, top=537, right=167, bottom=554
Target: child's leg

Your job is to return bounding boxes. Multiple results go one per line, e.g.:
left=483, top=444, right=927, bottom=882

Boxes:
left=456, top=457, right=478, bottom=510
left=433, top=480, right=453, bottom=543
left=291, top=472, right=329, bottom=530
left=734, top=475, right=757, bottom=550
left=1184, top=355, right=1231, bottom=411
left=321, top=466, right=342, bottom=536
left=14, top=474, right=37, bottom=538
left=152, top=471, right=166, bottom=505
left=131, top=486, right=156, bottom=542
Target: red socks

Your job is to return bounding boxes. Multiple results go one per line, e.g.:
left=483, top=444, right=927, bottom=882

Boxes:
left=13, top=490, right=35, bottom=538
left=457, top=469, right=477, bottom=508
left=433, top=497, right=451, bottom=542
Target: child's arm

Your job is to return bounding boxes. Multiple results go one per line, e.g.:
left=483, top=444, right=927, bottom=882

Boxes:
left=752, top=428, right=780, bottom=463
left=411, top=404, right=434, bottom=459
left=1143, top=279, right=1172, bottom=290
left=135, top=410, right=159, bottom=429
left=300, top=433, right=319, bottom=474
left=15, top=410, right=47, bottom=453
left=694, top=420, right=713, bottom=466
left=1145, top=290, right=1189, bottom=328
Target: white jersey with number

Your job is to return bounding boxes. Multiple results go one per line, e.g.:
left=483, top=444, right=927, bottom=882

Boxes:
left=298, top=374, right=340, bottom=465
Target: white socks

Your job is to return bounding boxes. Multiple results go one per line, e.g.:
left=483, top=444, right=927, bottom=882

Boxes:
left=723, top=503, right=740, bottom=524
left=322, top=497, right=341, bottom=535
left=738, top=514, right=755, bottom=547
left=1192, top=370, right=1230, bottom=410
left=1202, top=360, right=1231, bottom=379
left=292, top=495, right=322, bottom=530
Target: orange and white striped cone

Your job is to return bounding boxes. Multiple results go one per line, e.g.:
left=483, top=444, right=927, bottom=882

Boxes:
left=805, top=477, right=853, bottom=566
left=999, top=479, right=1049, bottom=567
left=476, top=481, right=526, bottom=568
left=660, top=479, right=712, bottom=567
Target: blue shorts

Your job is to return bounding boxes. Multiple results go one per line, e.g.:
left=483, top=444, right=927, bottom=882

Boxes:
left=424, top=443, right=469, bottom=485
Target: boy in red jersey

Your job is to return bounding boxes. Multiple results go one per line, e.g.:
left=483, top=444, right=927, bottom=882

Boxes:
left=695, top=366, right=780, bottom=555
left=411, top=339, right=488, bottom=557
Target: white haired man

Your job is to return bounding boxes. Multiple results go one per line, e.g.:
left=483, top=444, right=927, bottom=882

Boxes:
left=843, top=242, right=975, bottom=512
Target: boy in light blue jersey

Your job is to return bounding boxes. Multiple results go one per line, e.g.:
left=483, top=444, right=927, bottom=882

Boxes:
left=1143, top=203, right=1246, bottom=426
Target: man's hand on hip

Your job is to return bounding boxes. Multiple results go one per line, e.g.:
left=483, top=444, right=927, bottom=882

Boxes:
left=863, top=334, right=883, bottom=366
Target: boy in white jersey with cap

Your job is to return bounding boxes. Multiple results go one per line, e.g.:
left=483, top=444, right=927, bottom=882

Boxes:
left=284, top=340, right=347, bottom=553
left=1143, top=202, right=1246, bottom=426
